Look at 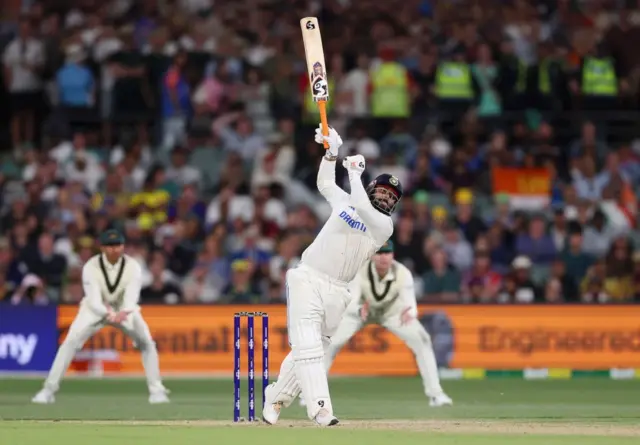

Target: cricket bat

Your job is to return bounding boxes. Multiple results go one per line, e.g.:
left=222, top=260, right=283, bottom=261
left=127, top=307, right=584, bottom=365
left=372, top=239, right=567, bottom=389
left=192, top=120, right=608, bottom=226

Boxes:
left=300, top=17, right=330, bottom=149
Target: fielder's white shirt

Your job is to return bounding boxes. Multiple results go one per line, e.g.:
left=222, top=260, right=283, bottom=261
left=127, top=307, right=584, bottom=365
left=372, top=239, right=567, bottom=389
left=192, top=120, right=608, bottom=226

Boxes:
left=349, top=259, right=417, bottom=318
left=300, top=158, right=393, bottom=282
left=81, top=253, right=143, bottom=317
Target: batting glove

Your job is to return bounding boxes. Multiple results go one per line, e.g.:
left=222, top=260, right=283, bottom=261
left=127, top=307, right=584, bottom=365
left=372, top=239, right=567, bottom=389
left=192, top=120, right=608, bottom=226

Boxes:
left=315, top=124, right=342, bottom=157
left=342, top=155, right=366, bottom=176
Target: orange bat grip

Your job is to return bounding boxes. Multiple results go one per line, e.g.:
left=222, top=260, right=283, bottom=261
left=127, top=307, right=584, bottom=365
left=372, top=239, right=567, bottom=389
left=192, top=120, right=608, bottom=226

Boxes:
left=317, top=100, right=329, bottom=149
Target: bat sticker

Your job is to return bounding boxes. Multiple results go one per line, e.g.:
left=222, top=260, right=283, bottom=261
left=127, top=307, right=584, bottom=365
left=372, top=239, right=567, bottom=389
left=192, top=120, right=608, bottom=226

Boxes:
left=312, top=78, right=328, bottom=99
left=312, top=62, right=324, bottom=78
left=305, top=21, right=315, bottom=30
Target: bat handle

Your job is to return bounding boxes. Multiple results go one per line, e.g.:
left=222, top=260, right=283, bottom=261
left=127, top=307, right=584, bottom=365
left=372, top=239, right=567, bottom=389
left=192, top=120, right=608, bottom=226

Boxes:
left=318, top=100, right=329, bottom=149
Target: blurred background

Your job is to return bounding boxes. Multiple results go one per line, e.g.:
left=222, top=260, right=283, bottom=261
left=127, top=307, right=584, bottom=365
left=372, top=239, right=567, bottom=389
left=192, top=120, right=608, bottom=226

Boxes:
left=1, top=0, right=640, bottom=309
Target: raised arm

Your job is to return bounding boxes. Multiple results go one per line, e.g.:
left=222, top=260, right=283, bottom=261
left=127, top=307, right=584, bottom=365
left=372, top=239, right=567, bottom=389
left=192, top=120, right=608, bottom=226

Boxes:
left=315, top=125, right=349, bottom=208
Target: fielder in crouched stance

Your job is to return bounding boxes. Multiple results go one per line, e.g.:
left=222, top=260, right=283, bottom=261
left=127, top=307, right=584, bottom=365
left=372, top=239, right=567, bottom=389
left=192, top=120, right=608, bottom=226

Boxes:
left=326, top=240, right=452, bottom=407
left=32, top=230, right=170, bottom=404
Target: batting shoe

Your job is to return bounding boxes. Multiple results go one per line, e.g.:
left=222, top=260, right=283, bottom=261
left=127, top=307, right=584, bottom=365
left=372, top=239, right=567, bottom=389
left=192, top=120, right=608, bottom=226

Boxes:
left=314, top=408, right=339, bottom=426
left=149, top=389, right=170, bottom=404
left=32, top=389, right=55, bottom=404
left=429, top=393, right=453, bottom=407
left=262, top=383, right=283, bottom=425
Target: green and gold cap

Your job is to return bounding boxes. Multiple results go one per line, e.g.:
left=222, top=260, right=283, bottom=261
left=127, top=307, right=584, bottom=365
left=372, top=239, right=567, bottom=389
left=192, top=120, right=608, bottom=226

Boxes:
left=377, top=240, right=394, bottom=254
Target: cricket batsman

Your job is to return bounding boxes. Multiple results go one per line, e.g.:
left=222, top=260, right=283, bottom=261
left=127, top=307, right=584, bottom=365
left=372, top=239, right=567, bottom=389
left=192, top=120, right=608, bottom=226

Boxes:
left=262, top=125, right=402, bottom=426
left=32, top=229, right=170, bottom=404
left=325, top=240, right=453, bottom=407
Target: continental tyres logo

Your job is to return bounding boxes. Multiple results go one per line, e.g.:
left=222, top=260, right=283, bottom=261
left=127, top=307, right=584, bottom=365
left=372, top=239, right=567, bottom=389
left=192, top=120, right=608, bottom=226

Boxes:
left=479, top=327, right=640, bottom=356
left=59, top=325, right=390, bottom=354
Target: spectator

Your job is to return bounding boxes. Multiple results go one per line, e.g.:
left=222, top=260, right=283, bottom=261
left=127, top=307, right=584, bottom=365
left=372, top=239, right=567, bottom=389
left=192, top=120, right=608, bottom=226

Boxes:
left=212, top=111, right=265, bottom=161
left=440, top=224, right=473, bottom=272
left=339, top=53, right=370, bottom=117
left=581, top=260, right=609, bottom=304
left=393, top=215, right=426, bottom=274
left=509, top=256, right=541, bottom=304
left=549, top=259, right=579, bottom=302
left=461, top=250, right=502, bottom=303
left=471, top=43, right=501, bottom=117
left=570, top=121, right=608, bottom=164
left=182, top=256, right=220, bottom=303
left=10, top=274, right=49, bottom=305
left=604, top=237, right=634, bottom=302
left=141, top=256, right=182, bottom=304
left=582, top=208, right=616, bottom=258
left=165, top=147, right=202, bottom=189
left=3, top=16, right=44, bottom=149
left=453, top=189, right=486, bottom=244
left=109, top=28, right=149, bottom=134
left=544, top=278, right=564, bottom=304
left=421, top=249, right=460, bottom=303
left=55, top=45, right=95, bottom=108
left=20, top=233, right=67, bottom=300
left=221, top=259, right=261, bottom=304
left=515, top=214, right=556, bottom=265
left=561, top=227, right=595, bottom=285
left=161, top=50, right=192, bottom=151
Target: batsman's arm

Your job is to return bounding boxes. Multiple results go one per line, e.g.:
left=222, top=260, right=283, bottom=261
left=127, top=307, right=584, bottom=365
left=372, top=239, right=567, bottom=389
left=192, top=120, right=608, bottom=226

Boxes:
left=121, top=260, right=143, bottom=314
left=348, top=173, right=393, bottom=241
left=317, top=157, right=349, bottom=208
left=81, top=265, right=109, bottom=318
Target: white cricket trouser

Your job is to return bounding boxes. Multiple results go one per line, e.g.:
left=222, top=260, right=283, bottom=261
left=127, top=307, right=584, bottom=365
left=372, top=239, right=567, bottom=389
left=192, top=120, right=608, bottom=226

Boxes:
left=43, top=306, right=165, bottom=394
left=269, top=264, right=350, bottom=420
left=326, top=303, right=444, bottom=397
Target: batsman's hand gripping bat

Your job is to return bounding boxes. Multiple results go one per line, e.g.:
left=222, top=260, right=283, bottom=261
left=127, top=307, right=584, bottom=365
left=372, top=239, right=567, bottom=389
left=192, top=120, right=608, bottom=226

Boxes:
left=300, top=17, right=330, bottom=149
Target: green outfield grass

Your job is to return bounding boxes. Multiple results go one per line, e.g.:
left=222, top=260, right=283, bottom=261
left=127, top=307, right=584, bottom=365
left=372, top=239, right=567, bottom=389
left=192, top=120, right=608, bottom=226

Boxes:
left=0, top=377, right=639, bottom=445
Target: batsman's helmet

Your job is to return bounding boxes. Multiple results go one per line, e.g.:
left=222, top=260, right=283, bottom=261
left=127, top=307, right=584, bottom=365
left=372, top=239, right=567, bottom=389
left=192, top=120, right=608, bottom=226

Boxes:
left=365, top=174, right=403, bottom=215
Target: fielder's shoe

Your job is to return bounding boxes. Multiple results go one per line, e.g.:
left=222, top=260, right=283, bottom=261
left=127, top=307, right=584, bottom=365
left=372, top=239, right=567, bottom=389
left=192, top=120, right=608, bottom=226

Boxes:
left=314, top=408, right=339, bottom=426
left=149, top=389, right=170, bottom=404
left=262, top=383, right=283, bottom=425
left=429, top=393, right=453, bottom=407
left=32, top=389, right=55, bottom=404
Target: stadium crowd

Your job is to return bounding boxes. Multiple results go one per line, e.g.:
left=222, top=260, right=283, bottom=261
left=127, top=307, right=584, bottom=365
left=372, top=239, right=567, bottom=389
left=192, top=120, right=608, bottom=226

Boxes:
left=1, top=0, right=640, bottom=306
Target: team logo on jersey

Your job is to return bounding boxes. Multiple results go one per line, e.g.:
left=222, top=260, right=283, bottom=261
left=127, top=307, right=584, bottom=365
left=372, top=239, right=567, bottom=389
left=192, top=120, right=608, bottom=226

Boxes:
left=339, top=209, right=367, bottom=233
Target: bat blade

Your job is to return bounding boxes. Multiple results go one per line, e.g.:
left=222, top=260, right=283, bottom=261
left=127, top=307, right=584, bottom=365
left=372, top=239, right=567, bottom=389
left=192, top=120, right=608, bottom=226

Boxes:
left=300, top=17, right=329, bottom=103
left=300, top=16, right=330, bottom=148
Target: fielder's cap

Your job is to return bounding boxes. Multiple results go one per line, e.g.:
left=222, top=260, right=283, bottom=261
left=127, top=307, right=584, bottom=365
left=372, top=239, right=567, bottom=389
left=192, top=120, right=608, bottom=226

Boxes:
left=377, top=240, right=394, bottom=254
left=99, top=229, right=125, bottom=246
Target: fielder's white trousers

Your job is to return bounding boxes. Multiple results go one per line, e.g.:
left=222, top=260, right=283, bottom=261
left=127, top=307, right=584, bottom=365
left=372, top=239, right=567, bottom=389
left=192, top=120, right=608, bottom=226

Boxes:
left=326, top=302, right=444, bottom=397
left=269, top=264, right=350, bottom=420
left=42, top=306, right=165, bottom=394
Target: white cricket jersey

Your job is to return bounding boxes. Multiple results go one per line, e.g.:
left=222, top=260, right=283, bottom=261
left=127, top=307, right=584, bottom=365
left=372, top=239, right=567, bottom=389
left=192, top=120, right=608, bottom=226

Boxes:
left=300, top=158, right=394, bottom=283
left=80, top=253, right=143, bottom=316
left=350, top=259, right=416, bottom=316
